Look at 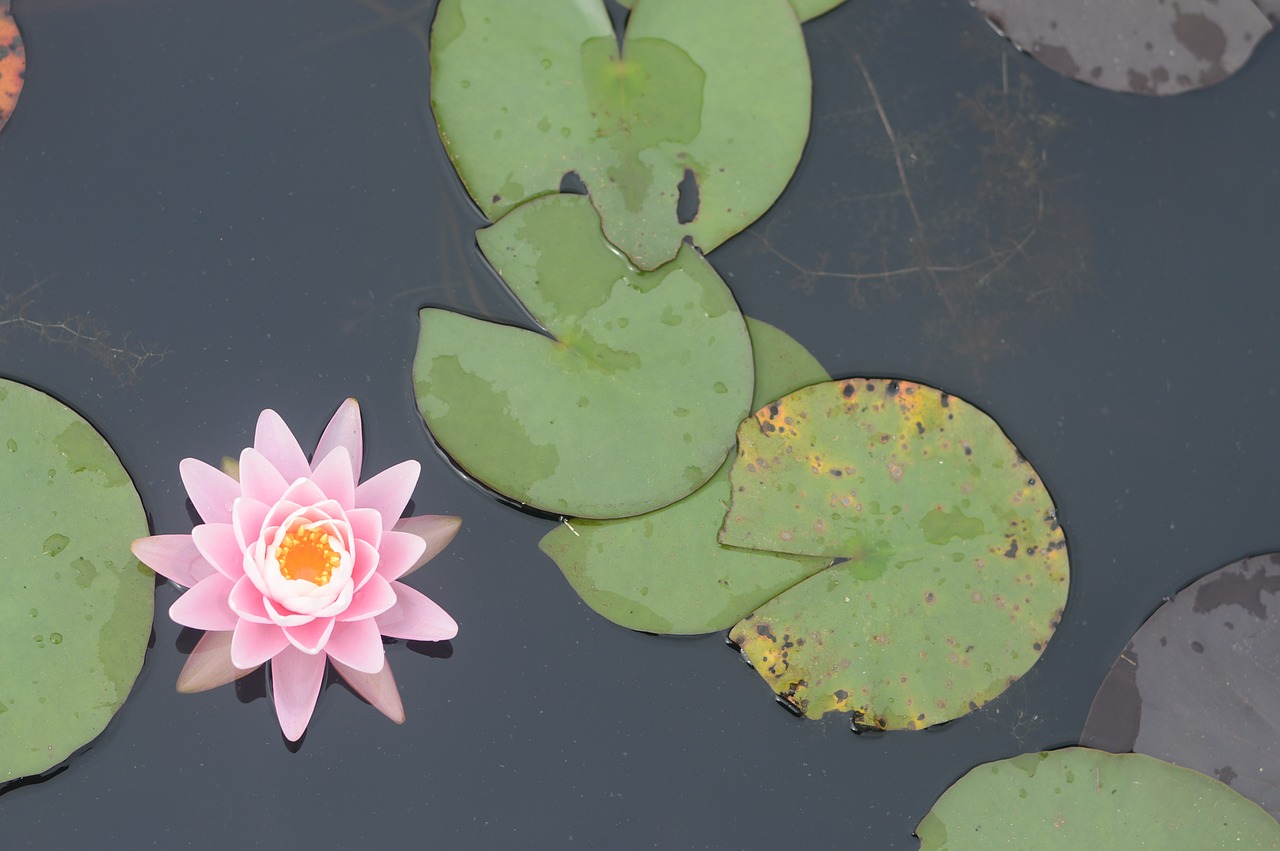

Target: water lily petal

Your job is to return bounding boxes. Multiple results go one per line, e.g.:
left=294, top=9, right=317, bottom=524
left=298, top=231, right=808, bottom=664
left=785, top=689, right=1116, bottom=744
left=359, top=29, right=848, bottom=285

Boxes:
left=132, top=534, right=215, bottom=588
left=375, top=529, right=428, bottom=582
left=355, top=460, right=420, bottom=530
left=270, top=645, right=327, bottom=742
left=239, top=447, right=290, bottom=506
left=231, top=620, right=291, bottom=669
left=347, top=507, right=383, bottom=551
left=279, top=478, right=328, bottom=511
left=338, top=573, right=396, bottom=622
left=191, top=523, right=244, bottom=581
left=180, top=458, right=241, bottom=524
left=176, top=631, right=259, bottom=693
left=231, top=497, right=271, bottom=551
left=169, top=574, right=239, bottom=631
left=331, top=656, right=404, bottom=724
left=228, top=576, right=273, bottom=624
left=253, top=409, right=311, bottom=483
left=309, top=446, right=355, bottom=510
left=314, top=398, right=363, bottom=481
left=352, top=537, right=380, bottom=592
left=263, top=594, right=320, bottom=627
left=283, top=616, right=336, bottom=654
left=389, top=516, right=459, bottom=579
left=376, top=584, right=458, bottom=641
left=324, top=618, right=385, bottom=673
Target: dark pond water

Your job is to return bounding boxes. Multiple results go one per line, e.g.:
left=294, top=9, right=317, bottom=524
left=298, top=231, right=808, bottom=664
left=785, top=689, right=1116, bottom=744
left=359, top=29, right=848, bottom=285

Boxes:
left=1, top=0, right=1278, bottom=846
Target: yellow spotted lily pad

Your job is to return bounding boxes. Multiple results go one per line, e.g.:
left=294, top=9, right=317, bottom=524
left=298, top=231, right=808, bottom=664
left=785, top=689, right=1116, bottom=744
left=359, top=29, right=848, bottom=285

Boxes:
left=0, top=379, right=153, bottom=782
left=429, top=0, right=810, bottom=269
left=722, top=379, right=1068, bottom=729
left=414, top=194, right=753, bottom=519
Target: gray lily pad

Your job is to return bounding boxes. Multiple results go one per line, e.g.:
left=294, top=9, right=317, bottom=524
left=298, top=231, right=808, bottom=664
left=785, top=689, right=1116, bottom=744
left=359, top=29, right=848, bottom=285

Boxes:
left=1081, top=553, right=1280, bottom=820
left=429, top=0, right=811, bottom=269
left=414, top=193, right=753, bottom=519
left=0, top=379, right=153, bottom=782
left=971, top=0, right=1273, bottom=96
left=539, top=318, right=830, bottom=635
left=918, top=748, right=1280, bottom=849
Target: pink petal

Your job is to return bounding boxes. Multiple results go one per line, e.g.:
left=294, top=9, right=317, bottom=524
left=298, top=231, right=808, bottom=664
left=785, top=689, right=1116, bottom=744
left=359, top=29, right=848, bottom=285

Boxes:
left=376, top=584, right=457, bottom=641
left=191, top=523, right=244, bottom=581
left=331, top=657, right=403, bottom=724
left=309, top=446, right=355, bottom=510
left=263, top=594, right=320, bottom=627
left=388, top=516, right=459, bottom=579
left=338, top=573, right=397, bottom=622
left=227, top=576, right=273, bottom=624
left=232, top=497, right=271, bottom=551
left=169, top=574, right=239, bottom=631
left=314, top=398, right=363, bottom=482
left=176, top=630, right=259, bottom=693
left=323, top=618, right=385, bottom=673
left=132, top=535, right=215, bottom=587
left=352, top=537, right=380, bottom=592
left=347, top=507, right=383, bottom=551
left=278, top=478, right=327, bottom=511
left=231, top=620, right=291, bottom=669
left=238, top=447, right=290, bottom=506
left=270, top=645, right=327, bottom=741
left=354, top=460, right=420, bottom=530
left=253, top=409, right=311, bottom=483
left=284, top=616, right=336, bottom=654
left=375, top=530, right=428, bottom=583
left=180, top=458, right=241, bottom=524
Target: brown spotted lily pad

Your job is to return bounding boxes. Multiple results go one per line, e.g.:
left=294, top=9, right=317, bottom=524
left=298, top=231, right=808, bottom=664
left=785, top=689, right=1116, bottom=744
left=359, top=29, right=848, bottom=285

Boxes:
left=1081, top=553, right=1280, bottom=820
left=721, top=379, right=1068, bottom=729
left=0, top=1, right=24, bottom=132
left=971, top=0, right=1273, bottom=96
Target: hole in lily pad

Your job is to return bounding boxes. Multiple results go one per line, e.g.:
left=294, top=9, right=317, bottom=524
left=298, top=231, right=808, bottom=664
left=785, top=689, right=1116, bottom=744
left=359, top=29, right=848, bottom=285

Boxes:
left=676, top=167, right=700, bottom=224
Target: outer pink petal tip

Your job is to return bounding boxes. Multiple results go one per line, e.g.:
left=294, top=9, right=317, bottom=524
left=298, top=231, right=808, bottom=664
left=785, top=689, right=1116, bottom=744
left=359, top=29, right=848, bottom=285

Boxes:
left=393, top=515, right=462, bottom=578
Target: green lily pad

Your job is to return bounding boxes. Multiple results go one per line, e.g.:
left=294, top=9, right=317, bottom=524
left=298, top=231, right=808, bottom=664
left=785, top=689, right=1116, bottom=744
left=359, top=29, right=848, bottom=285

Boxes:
left=613, top=0, right=848, bottom=23
left=0, top=379, right=152, bottom=782
left=414, top=193, right=754, bottom=519
left=429, top=0, right=810, bottom=269
left=917, top=748, right=1280, bottom=849
left=722, top=379, right=1068, bottom=728
left=539, top=318, right=830, bottom=635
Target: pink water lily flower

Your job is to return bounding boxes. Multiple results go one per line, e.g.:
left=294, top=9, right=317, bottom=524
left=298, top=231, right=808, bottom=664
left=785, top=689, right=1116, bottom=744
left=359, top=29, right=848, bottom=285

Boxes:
left=132, top=399, right=459, bottom=741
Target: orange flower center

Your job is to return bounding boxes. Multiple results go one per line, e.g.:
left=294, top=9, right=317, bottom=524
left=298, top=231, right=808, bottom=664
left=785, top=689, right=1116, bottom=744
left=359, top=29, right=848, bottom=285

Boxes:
left=276, top=524, right=340, bottom=586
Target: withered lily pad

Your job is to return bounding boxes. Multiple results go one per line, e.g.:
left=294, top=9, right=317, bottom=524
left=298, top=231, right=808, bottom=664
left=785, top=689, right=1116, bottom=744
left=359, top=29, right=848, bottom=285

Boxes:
left=918, top=748, right=1280, bottom=849
left=539, top=318, right=830, bottom=635
left=414, top=193, right=753, bottom=519
left=1082, top=553, right=1280, bottom=820
left=0, top=379, right=153, bottom=783
left=722, top=379, right=1067, bottom=729
left=971, top=0, right=1272, bottom=96
left=0, top=1, right=24, bottom=133
left=429, top=0, right=810, bottom=269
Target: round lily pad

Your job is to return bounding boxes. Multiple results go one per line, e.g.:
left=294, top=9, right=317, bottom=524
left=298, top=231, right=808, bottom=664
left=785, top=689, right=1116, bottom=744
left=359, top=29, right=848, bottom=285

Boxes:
left=972, top=0, right=1272, bottom=96
left=539, top=318, right=830, bottom=635
left=917, top=748, right=1280, bottom=849
left=414, top=193, right=753, bottom=519
left=1081, top=553, right=1280, bottom=820
left=0, top=1, right=25, bottom=133
left=429, top=0, right=810, bottom=269
left=0, top=379, right=153, bottom=782
left=722, top=379, right=1068, bottom=728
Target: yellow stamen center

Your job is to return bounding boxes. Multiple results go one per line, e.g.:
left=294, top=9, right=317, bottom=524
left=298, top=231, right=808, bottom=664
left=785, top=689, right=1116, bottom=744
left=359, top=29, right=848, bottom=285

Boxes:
left=276, top=525, right=340, bottom=586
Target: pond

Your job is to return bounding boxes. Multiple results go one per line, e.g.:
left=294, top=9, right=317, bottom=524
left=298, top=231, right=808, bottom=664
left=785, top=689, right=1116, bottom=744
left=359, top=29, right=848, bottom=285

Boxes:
left=1, top=0, right=1278, bottom=846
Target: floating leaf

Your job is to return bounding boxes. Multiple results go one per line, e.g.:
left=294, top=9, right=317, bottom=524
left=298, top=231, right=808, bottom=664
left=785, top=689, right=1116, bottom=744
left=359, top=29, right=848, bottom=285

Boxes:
left=1081, top=553, right=1280, bottom=819
left=0, top=1, right=24, bottom=133
left=429, top=0, right=810, bottom=269
left=971, top=0, right=1272, bottom=96
left=613, top=0, right=849, bottom=24
left=414, top=193, right=753, bottom=519
left=539, top=318, right=830, bottom=635
left=917, top=748, right=1280, bottom=849
left=722, top=379, right=1067, bottom=728
left=0, top=379, right=153, bottom=782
